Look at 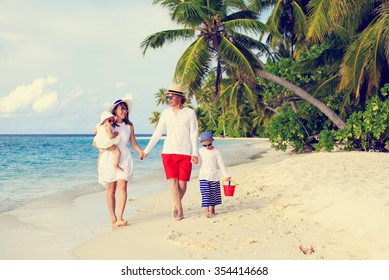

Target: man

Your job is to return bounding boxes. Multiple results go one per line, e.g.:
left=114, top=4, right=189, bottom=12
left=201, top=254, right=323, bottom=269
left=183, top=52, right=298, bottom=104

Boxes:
left=142, top=84, right=198, bottom=221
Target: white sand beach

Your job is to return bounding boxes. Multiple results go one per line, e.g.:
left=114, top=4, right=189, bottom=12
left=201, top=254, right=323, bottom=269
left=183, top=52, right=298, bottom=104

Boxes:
left=74, top=140, right=389, bottom=260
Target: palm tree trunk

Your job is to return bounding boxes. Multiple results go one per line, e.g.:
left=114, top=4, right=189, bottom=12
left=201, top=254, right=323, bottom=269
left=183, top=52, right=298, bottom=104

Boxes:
left=256, top=69, right=347, bottom=129
left=214, top=57, right=222, bottom=98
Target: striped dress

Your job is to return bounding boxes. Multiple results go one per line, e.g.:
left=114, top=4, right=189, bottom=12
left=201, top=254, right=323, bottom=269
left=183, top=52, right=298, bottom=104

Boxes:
left=198, top=147, right=229, bottom=207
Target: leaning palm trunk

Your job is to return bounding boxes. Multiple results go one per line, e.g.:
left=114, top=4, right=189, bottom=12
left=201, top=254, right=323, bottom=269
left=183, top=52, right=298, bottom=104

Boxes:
left=256, top=69, right=347, bottom=130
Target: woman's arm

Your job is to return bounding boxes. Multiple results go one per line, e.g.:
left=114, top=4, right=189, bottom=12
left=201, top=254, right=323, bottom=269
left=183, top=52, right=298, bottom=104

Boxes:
left=129, top=124, right=144, bottom=156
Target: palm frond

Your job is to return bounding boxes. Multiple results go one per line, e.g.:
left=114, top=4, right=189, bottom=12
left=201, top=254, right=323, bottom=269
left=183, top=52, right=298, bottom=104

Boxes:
left=306, top=0, right=333, bottom=45
left=266, top=0, right=282, bottom=32
left=218, top=36, right=256, bottom=79
left=295, top=47, right=342, bottom=72
left=221, top=0, right=249, bottom=14
left=170, top=0, right=208, bottom=25
left=140, top=29, right=195, bottom=55
left=232, top=32, right=272, bottom=55
left=246, top=0, right=277, bottom=12
left=339, top=32, right=366, bottom=97
left=340, top=6, right=389, bottom=100
left=313, top=73, right=340, bottom=97
left=291, top=1, right=307, bottom=41
left=224, top=18, right=269, bottom=36
left=174, top=36, right=212, bottom=95
left=382, top=2, right=389, bottom=62
left=223, top=10, right=257, bottom=22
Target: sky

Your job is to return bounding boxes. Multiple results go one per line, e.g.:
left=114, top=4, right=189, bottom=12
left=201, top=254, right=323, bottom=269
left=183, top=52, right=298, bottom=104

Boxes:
left=0, top=0, right=189, bottom=134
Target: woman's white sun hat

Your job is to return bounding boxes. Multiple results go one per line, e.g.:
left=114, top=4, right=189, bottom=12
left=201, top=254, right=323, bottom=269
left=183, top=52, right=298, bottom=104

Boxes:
left=108, top=97, right=132, bottom=113
left=100, top=111, right=116, bottom=124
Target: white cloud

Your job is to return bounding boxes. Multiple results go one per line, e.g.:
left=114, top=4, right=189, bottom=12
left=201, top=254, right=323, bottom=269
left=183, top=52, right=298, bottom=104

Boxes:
left=0, top=76, right=58, bottom=114
left=32, top=92, right=58, bottom=113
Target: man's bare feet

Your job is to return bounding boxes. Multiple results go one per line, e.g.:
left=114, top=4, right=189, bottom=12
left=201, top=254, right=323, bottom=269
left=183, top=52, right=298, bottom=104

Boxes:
left=172, top=208, right=178, bottom=218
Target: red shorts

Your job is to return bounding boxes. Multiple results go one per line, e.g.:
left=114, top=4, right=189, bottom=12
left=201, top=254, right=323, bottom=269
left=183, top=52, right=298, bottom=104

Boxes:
left=162, top=154, right=192, bottom=181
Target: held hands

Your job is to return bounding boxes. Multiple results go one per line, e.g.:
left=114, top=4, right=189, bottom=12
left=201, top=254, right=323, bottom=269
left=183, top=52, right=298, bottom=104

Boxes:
left=140, top=151, right=148, bottom=160
left=191, top=155, right=199, bottom=164
left=113, top=131, right=119, bottom=137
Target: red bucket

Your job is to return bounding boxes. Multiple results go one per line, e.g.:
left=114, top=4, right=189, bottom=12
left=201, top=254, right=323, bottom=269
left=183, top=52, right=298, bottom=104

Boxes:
left=222, top=180, right=236, bottom=196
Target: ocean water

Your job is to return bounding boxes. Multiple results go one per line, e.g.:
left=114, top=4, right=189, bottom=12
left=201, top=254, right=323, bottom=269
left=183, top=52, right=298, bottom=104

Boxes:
left=0, top=134, right=162, bottom=213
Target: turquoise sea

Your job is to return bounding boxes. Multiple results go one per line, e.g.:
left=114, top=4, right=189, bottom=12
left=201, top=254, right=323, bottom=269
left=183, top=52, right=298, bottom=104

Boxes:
left=0, top=134, right=162, bottom=213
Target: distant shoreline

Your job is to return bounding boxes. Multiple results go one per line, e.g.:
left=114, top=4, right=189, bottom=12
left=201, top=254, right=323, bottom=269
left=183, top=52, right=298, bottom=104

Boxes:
left=0, top=134, right=266, bottom=139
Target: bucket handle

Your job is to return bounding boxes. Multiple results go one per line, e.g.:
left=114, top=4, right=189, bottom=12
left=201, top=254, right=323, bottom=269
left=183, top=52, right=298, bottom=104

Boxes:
left=222, top=179, right=236, bottom=186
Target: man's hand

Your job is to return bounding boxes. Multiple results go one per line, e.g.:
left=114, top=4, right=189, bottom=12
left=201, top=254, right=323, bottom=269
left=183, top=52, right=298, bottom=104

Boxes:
left=140, top=152, right=148, bottom=160
left=191, top=155, right=198, bottom=164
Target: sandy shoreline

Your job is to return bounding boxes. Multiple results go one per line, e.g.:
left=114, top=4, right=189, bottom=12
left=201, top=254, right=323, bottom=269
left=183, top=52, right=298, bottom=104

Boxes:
left=74, top=140, right=389, bottom=260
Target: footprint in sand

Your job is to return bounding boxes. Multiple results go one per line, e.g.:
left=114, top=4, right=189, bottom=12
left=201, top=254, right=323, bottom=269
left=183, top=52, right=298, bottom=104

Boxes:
left=166, top=230, right=184, bottom=240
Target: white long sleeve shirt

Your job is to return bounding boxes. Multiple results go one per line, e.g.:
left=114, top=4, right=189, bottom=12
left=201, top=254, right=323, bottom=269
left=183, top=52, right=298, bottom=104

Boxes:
left=144, top=107, right=199, bottom=157
left=198, top=147, right=229, bottom=181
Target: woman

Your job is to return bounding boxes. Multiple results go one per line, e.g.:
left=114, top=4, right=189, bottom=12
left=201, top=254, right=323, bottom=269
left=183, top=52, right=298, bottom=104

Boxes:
left=94, top=98, right=144, bottom=226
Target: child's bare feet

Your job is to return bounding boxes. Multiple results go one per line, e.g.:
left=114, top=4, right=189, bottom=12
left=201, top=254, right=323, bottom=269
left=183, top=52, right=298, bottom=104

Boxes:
left=175, top=210, right=184, bottom=221
left=175, top=215, right=184, bottom=221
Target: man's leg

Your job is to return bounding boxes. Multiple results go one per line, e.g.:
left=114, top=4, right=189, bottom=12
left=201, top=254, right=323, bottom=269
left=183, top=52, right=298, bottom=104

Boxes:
left=170, top=178, right=187, bottom=220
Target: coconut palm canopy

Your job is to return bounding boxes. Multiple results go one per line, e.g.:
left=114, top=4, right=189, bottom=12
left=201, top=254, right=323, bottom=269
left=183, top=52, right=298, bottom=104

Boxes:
left=305, top=0, right=389, bottom=103
left=141, top=0, right=271, bottom=98
left=141, top=0, right=389, bottom=134
left=141, top=0, right=348, bottom=130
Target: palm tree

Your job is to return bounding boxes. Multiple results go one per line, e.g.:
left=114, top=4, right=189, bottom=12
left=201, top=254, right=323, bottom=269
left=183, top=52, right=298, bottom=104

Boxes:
left=264, top=0, right=309, bottom=59
left=306, top=0, right=389, bottom=103
left=142, top=0, right=270, bottom=98
left=149, top=111, right=160, bottom=128
left=154, top=88, right=169, bottom=106
left=141, top=0, right=347, bottom=129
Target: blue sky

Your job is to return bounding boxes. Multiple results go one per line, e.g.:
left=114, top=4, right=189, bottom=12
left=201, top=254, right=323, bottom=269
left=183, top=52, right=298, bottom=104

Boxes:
left=0, top=0, right=188, bottom=134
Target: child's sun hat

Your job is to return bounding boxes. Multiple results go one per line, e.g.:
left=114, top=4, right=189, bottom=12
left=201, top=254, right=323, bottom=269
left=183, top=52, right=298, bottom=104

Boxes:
left=100, top=111, right=116, bottom=124
left=200, top=131, right=214, bottom=142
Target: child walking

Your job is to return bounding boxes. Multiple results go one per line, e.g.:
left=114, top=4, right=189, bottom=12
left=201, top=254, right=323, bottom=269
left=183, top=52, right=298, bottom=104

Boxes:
left=93, top=111, right=123, bottom=172
left=198, top=131, right=231, bottom=218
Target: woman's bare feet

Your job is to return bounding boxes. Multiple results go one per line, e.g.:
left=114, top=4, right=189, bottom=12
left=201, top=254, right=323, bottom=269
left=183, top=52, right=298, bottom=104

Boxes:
left=115, top=219, right=128, bottom=226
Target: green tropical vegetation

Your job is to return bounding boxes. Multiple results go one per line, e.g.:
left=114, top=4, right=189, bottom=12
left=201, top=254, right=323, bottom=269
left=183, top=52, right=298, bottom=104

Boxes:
left=141, top=0, right=389, bottom=152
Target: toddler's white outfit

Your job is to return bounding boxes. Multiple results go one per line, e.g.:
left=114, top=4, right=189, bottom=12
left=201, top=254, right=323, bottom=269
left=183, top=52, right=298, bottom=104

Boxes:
left=94, top=124, right=120, bottom=149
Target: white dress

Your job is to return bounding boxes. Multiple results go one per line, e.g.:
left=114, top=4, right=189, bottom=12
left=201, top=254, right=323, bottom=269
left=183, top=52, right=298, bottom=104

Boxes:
left=97, top=122, right=134, bottom=185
